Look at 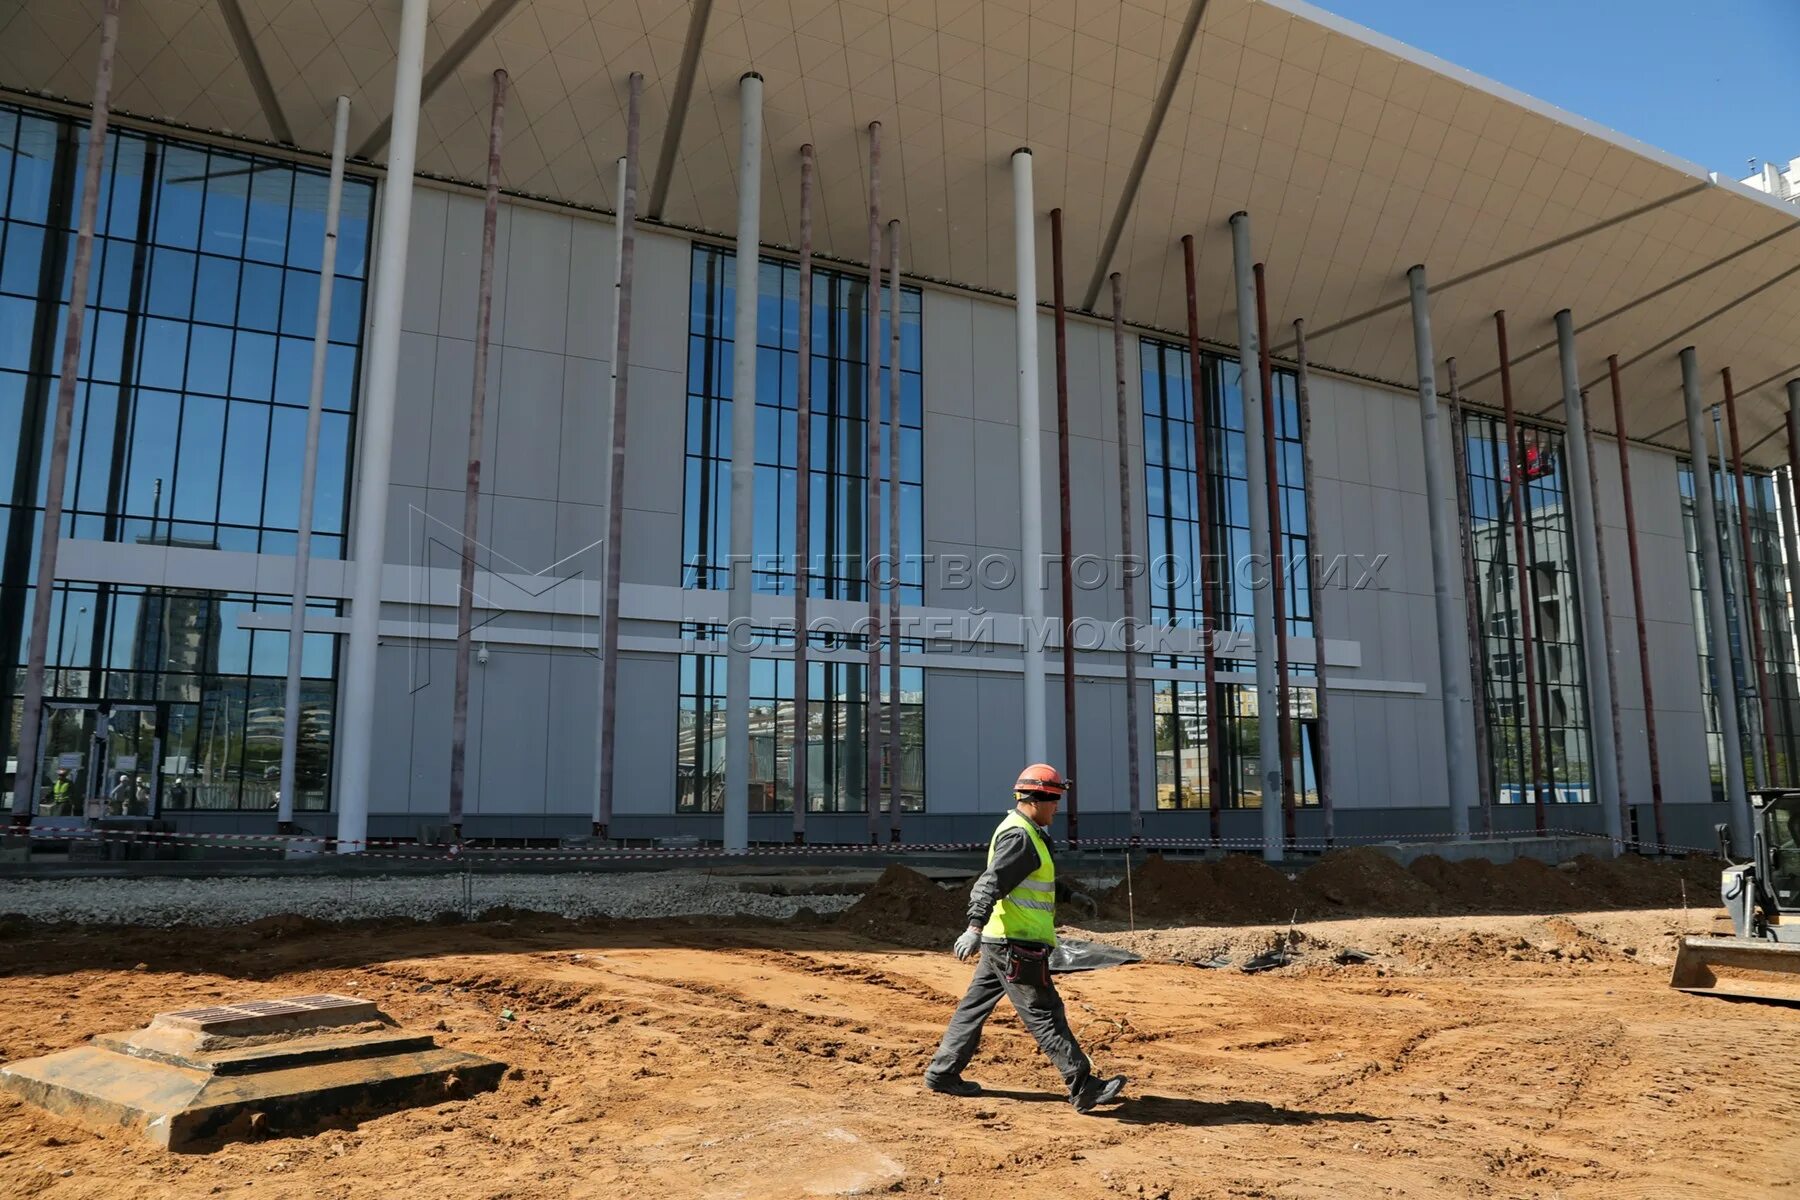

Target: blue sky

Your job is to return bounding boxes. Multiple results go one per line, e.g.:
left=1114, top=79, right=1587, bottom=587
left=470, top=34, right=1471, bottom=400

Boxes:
left=1312, top=0, right=1800, bottom=177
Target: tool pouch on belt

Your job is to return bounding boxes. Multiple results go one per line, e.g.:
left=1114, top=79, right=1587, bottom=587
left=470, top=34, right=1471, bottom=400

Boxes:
left=1004, top=943, right=1052, bottom=988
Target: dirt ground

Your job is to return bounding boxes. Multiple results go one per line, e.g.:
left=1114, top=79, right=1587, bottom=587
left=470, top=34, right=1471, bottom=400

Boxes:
left=1, top=892, right=1796, bottom=1200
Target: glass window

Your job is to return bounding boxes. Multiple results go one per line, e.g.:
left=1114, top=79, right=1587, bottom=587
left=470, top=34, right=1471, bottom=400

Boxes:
left=681, top=246, right=927, bottom=812
left=1139, top=339, right=1315, bottom=809
left=1463, top=411, right=1593, bottom=804
left=0, top=102, right=371, bottom=799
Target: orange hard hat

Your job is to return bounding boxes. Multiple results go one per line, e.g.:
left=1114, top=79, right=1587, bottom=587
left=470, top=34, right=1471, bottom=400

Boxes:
left=1014, top=763, right=1069, bottom=798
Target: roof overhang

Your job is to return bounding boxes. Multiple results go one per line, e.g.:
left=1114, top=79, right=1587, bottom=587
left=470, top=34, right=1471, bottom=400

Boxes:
left=4, top=0, right=1796, bottom=463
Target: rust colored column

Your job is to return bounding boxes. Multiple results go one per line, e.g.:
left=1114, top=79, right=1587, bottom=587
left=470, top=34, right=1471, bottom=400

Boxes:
left=864, top=122, right=883, bottom=844
left=886, top=219, right=903, bottom=841
left=1112, top=273, right=1144, bottom=840
left=1050, top=210, right=1081, bottom=845
left=1607, top=356, right=1666, bottom=847
left=1723, top=368, right=1778, bottom=781
left=13, top=0, right=120, bottom=827
left=1446, top=359, right=1496, bottom=832
left=792, top=143, right=814, bottom=844
left=1254, top=264, right=1295, bottom=842
left=449, top=69, right=508, bottom=837
left=1495, top=312, right=1547, bottom=833
left=1294, top=320, right=1334, bottom=841
left=1180, top=236, right=1224, bottom=840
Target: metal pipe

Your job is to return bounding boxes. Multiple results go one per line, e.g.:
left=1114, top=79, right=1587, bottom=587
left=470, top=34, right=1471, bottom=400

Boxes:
left=1683, top=347, right=1752, bottom=853
left=12, top=0, right=119, bottom=828
left=1050, top=209, right=1080, bottom=845
left=793, top=143, right=814, bottom=844
left=1579, top=388, right=1629, bottom=843
left=1446, top=358, right=1495, bottom=832
left=1609, top=355, right=1666, bottom=846
left=449, top=70, right=507, bottom=838
left=865, top=122, right=883, bottom=843
left=597, top=77, right=642, bottom=839
left=1494, top=312, right=1547, bottom=832
left=278, top=94, right=350, bottom=830
left=886, top=218, right=903, bottom=841
left=1785, top=378, right=1800, bottom=783
left=1013, top=148, right=1048, bottom=767
left=1409, top=269, right=1473, bottom=839
left=1723, top=368, right=1778, bottom=784
left=335, top=0, right=431, bottom=853
left=1181, top=235, right=1223, bottom=841
left=1112, top=273, right=1143, bottom=841
left=1296, top=321, right=1334, bottom=841
left=1229, top=214, right=1282, bottom=862
left=1554, top=310, right=1622, bottom=842
left=723, top=72, right=763, bottom=854
left=1253, top=263, right=1295, bottom=843
left=1716, top=405, right=1763, bottom=789
left=593, top=152, right=625, bottom=833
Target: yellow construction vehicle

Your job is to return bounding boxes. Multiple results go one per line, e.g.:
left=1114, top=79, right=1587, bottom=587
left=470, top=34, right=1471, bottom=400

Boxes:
left=1670, top=789, right=1800, bottom=1004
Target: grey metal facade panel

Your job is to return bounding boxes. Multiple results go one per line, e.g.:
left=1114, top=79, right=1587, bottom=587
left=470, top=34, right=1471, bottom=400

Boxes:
left=490, top=345, right=570, bottom=504
left=611, top=653, right=679, bottom=816
left=499, top=207, right=574, bottom=356
left=400, top=188, right=447, bottom=337
left=437, top=194, right=512, bottom=343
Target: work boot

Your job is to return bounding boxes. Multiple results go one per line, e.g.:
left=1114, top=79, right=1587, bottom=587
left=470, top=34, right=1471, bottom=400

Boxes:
left=923, top=1073, right=982, bottom=1097
left=1072, top=1074, right=1126, bottom=1114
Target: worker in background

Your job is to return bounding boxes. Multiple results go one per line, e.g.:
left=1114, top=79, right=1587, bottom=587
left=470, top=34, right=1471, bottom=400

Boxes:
left=50, top=768, right=73, bottom=816
left=108, top=773, right=131, bottom=816
left=924, top=763, right=1125, bottom=1114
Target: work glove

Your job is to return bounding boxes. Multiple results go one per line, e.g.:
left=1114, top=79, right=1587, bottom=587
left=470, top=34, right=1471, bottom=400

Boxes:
left=954, top=926, right=982, bottom=961
left=1067, top=890, right=1099, bottom=920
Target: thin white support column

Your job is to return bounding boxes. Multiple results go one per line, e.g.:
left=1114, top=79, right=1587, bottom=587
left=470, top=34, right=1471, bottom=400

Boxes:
left=1554, top=310, right=1622, bottom=844
left=723, top=72, right=763, bottom=854
left=278, top=94, right=349, bottom=829
left=1408, top=267, right=1472, bottom=839
left=335, top=0, right=430, bottom=853
left=1682, top=347, right=1752, bottom=853
left=1230, top=212, right=1282, bottom=862
left=1011, top=148, right=1046, bottom=765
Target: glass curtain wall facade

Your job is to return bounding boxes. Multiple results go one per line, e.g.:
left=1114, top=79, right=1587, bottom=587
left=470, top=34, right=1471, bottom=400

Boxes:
left=1678, top=461, right=1800, bottom=792
left=0, top=102, right=371, bottom=813
left=679, top=246, right=924, bottom=814
left=1463, top=412, right=1594, bottom=804
left=1139, top=339, right=1316, bottom=811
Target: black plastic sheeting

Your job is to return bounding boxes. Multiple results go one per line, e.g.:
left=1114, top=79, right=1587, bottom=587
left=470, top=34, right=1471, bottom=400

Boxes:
left=1049, top=938, right=1143, bottom=973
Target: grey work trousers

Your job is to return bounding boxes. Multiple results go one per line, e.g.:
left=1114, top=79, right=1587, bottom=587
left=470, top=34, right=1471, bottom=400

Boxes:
left=925, top=941, right=1091, bottom=1097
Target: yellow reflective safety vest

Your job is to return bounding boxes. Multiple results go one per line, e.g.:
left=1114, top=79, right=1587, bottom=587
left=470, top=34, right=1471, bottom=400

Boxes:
left=980, top=810, right=1057, bottom=947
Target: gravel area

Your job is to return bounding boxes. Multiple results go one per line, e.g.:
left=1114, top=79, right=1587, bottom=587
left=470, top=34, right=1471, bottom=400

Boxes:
left=0, top=871, right=862, bottom=928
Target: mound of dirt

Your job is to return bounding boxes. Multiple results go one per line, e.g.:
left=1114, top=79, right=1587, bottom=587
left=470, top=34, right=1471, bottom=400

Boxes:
left=1563, top=854, right=1687, bottom=908
left=1301, top=848, right=1442, bottom=914
left=1101, top=853, right=1303, bottom=924
left=833, top=865, right=970, bottom=946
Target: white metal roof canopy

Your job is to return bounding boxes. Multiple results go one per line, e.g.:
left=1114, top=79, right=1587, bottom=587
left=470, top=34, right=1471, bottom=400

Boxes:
left=3, top=0, right=1796, bottom=462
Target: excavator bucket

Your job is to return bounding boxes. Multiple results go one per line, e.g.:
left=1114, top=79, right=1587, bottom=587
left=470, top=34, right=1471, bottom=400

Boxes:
left=1669, top=936, right=1800, bottom=1005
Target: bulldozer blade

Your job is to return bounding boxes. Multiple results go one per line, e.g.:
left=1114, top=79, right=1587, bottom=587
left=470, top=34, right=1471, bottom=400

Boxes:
left=1669, top=936, right=1800, bottom=1005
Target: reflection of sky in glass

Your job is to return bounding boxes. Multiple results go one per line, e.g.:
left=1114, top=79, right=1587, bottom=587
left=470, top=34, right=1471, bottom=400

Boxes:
left=683, top=245, right=923, bottom=602
left=0, top=102, right=373, bottom=558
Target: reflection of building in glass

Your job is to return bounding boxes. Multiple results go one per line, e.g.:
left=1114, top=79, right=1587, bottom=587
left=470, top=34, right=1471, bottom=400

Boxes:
left=1463, top=415, right=1593, bottom=804
left=1678, top=461, right=1800, bottom=793
left=1139, top=339, right=1317, bottom=810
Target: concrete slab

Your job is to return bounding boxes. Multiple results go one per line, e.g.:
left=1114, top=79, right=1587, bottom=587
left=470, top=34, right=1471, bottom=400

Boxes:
left=1367, top=835, right=1618, bottom=868
left=0, top=994, right=504, bottom=1151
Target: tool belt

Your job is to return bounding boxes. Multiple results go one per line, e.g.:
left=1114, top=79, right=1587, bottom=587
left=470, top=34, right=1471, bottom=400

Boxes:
left=1004, top=942, right=1052, bottom=988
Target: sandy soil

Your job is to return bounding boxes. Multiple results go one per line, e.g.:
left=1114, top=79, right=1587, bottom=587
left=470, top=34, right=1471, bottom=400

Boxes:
left=0, top=905, right=1795, bottom=1200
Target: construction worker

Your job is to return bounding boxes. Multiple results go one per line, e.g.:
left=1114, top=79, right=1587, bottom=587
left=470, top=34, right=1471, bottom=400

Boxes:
left=924, top=763, right=1126, bottom=1114
left=50, top=768, right=73, bottom=816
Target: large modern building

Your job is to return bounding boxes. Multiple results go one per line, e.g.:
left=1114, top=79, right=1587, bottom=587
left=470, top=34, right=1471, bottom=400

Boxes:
left=1, top=0, right=1797, bottom=857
